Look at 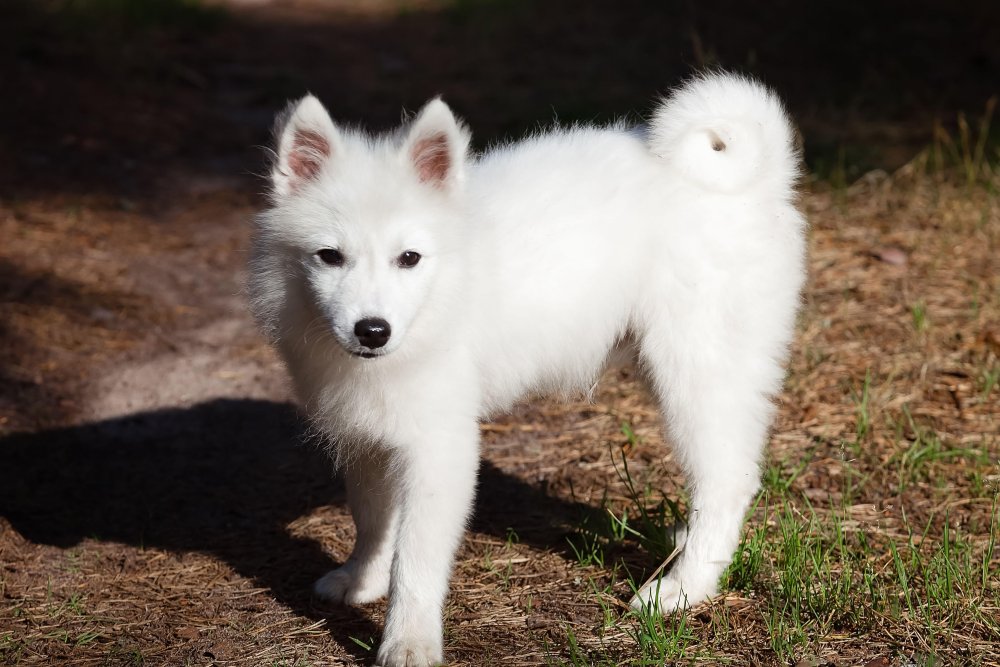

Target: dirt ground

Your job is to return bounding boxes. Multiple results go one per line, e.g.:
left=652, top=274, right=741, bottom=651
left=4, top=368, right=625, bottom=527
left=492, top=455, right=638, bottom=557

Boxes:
left=1, top=1, right=998, bottom=665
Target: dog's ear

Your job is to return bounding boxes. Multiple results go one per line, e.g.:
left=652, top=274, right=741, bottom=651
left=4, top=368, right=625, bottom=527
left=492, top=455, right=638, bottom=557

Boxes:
left=272, top=95, right=339, bottom=197
left=402, top=98, right=470, bottom=190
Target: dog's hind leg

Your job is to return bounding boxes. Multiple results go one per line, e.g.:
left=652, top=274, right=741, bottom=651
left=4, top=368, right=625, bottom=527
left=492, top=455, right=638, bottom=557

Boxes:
left=314, top=449, right=397, bottom=605
left=632, top=315, right=779, bottom=612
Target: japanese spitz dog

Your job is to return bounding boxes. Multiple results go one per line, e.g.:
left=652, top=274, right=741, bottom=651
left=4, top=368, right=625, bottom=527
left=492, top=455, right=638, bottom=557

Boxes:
left=249, top=73, right=805, bottom=666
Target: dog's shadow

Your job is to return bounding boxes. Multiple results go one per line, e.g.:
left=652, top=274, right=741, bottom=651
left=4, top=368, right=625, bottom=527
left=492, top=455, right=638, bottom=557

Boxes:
left=0, top=399, right=596, bottom=660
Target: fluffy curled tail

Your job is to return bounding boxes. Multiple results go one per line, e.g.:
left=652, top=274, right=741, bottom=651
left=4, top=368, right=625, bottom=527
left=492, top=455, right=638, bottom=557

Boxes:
left=649, top=73, right=799, bottom=196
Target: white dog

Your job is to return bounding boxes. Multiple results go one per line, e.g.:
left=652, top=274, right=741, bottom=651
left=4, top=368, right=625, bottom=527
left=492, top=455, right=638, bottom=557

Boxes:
left=249, top=73, right=805, bottom=667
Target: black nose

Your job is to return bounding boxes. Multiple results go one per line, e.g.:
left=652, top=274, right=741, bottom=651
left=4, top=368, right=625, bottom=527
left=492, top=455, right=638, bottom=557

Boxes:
left=354, top=318, right=391, bottom=349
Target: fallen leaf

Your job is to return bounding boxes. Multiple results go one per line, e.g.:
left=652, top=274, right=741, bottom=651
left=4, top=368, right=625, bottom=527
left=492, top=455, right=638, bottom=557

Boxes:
left=873, top=246, right=908, bottom=265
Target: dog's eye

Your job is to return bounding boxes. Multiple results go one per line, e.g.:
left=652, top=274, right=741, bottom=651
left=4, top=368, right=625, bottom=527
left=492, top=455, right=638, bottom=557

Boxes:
left=397, top=251, right=421, bottom=268
left=317, top=248, right=345, bottom=267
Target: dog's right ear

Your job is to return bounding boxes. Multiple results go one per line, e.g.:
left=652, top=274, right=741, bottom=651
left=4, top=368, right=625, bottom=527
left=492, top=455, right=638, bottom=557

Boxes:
left=272, top=95, right=339, bottom=198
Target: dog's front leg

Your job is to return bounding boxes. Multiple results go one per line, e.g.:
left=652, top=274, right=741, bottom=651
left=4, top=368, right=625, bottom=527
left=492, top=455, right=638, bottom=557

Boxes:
left=375, top=418, right=480, bottom=667
left=315, top=448, right=397, bottom=605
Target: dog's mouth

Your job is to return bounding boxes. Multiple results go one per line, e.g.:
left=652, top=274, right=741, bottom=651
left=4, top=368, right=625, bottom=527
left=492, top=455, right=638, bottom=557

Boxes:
left=351, top=350, right=381, bottom=359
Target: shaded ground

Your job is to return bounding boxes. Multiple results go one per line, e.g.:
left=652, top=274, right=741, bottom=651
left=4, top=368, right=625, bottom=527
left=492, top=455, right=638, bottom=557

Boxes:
left=0, top=1, right=998, bottom=665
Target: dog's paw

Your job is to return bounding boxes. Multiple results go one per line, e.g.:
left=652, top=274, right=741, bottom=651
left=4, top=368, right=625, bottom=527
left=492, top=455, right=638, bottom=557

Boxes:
left=628, top=574, right=715, bottom=614
left=375, top=637, right=442, bottom=667
left=313, top=565, right=389, bottom=605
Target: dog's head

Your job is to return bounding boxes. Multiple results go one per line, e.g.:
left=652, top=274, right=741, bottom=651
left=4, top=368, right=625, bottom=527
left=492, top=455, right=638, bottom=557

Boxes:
left=253, top=95, right=470, bottom=360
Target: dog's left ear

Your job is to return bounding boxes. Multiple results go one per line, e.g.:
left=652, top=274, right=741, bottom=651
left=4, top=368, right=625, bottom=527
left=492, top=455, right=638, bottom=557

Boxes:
left=402, top=98, right=470, bottom=190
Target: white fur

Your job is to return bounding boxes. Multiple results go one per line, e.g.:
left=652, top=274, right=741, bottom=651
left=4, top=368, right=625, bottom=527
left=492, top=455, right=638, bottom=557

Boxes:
left=249, top=73, right=806, bottom=667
